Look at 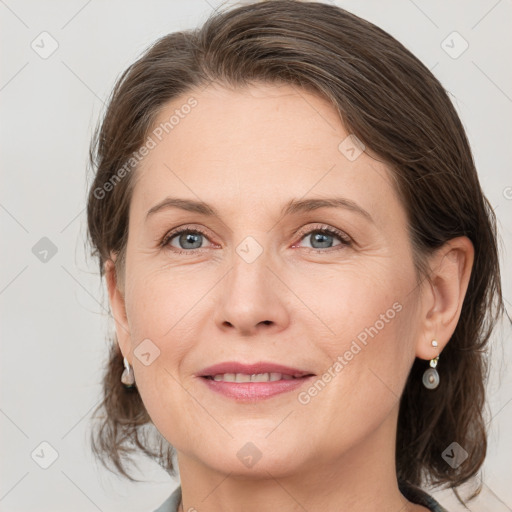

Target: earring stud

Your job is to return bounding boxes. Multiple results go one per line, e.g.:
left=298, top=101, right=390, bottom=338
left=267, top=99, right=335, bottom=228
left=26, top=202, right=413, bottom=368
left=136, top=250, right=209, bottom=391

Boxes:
left=431, top=339, right=438, bottom=348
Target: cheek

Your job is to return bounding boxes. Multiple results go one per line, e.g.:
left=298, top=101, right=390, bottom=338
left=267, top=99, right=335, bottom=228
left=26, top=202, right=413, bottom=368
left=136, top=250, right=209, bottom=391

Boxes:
left=306, top=298, right=417, bottom=449
left=124, top=264, right=209, bottom=338
left=122, top=270, right=198, bottom=403
left=290, top=262, right=408, bottom=345
left=297, top=262, right=418, bottom=402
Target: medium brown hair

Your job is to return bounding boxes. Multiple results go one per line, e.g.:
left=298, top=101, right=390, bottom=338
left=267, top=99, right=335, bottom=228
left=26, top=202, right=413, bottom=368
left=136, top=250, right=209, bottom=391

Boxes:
left=86, top=0, right=504, bottom=504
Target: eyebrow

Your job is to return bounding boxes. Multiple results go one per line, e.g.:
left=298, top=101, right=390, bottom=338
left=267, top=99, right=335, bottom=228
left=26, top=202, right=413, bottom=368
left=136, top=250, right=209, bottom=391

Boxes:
left=146, top=196, right=373, bottom=223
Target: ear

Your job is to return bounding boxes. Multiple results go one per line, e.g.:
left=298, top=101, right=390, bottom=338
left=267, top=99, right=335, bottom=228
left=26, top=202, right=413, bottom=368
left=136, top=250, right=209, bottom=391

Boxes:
left=104, top=253, right=132, bottom=363
left=415, top=236, right=474, bottom=360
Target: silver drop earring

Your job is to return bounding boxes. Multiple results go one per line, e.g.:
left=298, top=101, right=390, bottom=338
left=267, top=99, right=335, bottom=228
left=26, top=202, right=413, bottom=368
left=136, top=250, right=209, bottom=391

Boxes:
left=422, top=340, right=440, bottom=389
left=121, top=357, right=136, bottom=388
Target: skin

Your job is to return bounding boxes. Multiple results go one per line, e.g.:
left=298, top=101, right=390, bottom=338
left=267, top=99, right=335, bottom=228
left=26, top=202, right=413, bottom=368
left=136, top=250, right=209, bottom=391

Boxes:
left=105, top=82, right=474, bottom=512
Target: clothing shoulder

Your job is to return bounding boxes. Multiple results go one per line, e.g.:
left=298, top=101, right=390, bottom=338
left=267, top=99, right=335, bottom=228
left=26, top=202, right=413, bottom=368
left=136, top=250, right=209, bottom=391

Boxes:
left=153, top=485, right=182, bottom=512
left=153, top=482, right=448, bottom=512
left=399, top=481, right=449, bottom=512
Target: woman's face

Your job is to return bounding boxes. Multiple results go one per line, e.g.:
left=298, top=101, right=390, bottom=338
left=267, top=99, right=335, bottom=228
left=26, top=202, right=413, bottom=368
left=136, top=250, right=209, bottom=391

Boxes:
left=112, top=83, right=428, bottom=478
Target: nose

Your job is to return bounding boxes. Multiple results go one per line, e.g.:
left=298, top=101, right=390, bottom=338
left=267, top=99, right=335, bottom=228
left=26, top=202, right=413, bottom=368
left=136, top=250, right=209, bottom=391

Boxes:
left=214, top=246, right=290, bottom=337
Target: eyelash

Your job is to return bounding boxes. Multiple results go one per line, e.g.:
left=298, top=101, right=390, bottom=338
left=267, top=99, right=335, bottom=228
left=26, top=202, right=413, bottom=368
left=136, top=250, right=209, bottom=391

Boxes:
left=159, top=224, right=352, bottom=255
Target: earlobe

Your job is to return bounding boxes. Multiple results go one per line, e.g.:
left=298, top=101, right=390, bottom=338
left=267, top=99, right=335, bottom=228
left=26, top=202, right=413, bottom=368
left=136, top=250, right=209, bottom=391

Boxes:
left=104, top=255, right=132, bottom=361
left=415, top=236, right=474, bottom=360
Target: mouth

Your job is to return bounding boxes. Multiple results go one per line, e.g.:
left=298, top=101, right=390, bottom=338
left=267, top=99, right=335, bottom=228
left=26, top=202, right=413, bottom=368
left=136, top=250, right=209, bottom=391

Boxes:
left=201, top=372, right=313, bottom=382
left=197, top=361, right=315, bottom=380
left=196, top=363, right=316, bottom=401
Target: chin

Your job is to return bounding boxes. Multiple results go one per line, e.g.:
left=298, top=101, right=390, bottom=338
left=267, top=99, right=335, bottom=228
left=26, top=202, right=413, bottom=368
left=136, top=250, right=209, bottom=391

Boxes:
left=201, top=438, right=305, bottom=477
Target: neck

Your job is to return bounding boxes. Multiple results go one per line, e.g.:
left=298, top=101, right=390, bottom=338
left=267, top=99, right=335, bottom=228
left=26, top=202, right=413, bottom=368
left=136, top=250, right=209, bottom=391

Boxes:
left=174, top=406, right=422, bottom=512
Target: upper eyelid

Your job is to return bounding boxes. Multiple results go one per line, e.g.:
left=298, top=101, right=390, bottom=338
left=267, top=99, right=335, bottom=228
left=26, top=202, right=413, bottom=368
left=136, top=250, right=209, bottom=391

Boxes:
left=295, top=224, right=349, bottom=239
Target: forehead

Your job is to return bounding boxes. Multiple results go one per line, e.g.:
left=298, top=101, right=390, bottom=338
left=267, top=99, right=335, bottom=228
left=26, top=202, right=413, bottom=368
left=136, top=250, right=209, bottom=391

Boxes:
left=130, top=82, right=400, bottom=223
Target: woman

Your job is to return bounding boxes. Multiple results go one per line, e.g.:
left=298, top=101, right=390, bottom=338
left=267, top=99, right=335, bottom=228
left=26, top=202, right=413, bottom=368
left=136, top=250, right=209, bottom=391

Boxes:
left=86, top=1, right=504, bottom=511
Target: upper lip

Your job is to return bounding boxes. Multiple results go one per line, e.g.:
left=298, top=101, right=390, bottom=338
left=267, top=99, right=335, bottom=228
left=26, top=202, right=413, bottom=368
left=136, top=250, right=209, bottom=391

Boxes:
left=197, top=361, right=315, bottom=378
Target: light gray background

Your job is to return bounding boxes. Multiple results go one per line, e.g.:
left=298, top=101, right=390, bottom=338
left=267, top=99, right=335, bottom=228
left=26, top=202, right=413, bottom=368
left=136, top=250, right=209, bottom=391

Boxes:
left=1, top=1, right=511, bottom=511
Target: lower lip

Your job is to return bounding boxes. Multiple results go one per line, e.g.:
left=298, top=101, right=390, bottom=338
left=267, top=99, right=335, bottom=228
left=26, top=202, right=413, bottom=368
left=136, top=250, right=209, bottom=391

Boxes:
left=199, top=375, right=314, bottom=401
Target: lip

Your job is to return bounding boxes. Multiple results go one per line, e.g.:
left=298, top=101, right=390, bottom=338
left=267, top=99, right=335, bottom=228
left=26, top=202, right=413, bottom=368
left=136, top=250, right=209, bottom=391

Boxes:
left=196, top=361, right=314, bottom=378
left=200, top=375, right=315, bottom=401
left=196, top=361, right=316, bottom=402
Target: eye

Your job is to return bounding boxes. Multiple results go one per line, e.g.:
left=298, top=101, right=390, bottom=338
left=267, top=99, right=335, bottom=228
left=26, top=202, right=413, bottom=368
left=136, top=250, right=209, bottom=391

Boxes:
left=293, top=225, right=352, bottom=251
left=159, top=224, right=351, bottom=255
left=160, top=226, right=213, bottom=253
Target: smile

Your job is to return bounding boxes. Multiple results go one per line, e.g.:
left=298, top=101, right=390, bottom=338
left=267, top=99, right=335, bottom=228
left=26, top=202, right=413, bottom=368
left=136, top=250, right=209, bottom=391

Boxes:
left=199, top=373, right=314, bottom=401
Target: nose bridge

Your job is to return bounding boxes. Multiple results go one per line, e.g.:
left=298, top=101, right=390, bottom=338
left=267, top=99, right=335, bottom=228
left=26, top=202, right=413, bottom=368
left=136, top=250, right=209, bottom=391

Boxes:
left=226, top=235, right=275, bottom=304
left=230, top=236, right=269, bottom=293
left=214, top=233, right=289, bottom=335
